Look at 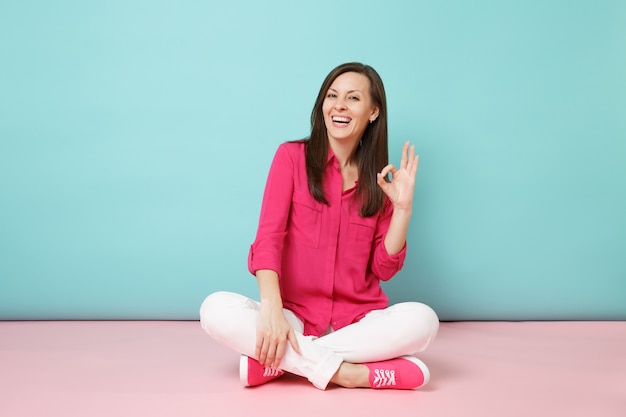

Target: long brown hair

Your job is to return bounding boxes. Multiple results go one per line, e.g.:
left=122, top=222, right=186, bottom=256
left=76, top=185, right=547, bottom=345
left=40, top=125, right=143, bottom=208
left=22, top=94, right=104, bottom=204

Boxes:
left=305, top=62, right=389, bottom=217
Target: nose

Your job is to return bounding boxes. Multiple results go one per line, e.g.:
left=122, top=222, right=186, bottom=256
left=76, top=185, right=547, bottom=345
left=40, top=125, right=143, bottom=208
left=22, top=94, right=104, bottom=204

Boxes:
left=334, top=97, right=347, bottom=110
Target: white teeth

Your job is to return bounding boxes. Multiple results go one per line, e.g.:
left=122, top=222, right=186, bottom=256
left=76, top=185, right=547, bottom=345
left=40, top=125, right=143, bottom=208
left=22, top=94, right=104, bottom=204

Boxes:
left=332, top=116, right=351, bottom=123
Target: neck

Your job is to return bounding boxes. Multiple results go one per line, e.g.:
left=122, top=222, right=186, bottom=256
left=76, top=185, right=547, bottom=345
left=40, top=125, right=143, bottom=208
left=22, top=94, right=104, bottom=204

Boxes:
left=328, top=137, right=359, bottom=169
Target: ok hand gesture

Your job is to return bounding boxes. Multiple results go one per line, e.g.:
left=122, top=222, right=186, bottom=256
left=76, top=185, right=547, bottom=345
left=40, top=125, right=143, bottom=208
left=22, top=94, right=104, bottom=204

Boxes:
left=376, top=141, right=419, bottom=211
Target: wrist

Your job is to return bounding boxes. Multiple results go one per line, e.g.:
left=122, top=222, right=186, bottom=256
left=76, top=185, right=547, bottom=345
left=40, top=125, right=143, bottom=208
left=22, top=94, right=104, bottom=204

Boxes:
left=392, top=206, right=412, bottom=217
left=260, top=296, right=283, bottom=309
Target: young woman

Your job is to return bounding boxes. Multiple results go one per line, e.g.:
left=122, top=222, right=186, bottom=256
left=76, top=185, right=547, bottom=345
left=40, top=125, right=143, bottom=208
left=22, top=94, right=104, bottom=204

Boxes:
left=200, top=62, right=439, bottom=390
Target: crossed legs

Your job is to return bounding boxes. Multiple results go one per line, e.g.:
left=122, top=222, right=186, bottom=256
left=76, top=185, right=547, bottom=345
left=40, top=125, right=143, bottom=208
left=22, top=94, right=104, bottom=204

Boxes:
left=200, top=291, right=439, bottom=389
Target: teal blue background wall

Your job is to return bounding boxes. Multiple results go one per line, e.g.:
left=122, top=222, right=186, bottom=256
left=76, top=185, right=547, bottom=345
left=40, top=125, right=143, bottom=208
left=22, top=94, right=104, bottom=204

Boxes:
left=1, top=1, right=625, bottom=320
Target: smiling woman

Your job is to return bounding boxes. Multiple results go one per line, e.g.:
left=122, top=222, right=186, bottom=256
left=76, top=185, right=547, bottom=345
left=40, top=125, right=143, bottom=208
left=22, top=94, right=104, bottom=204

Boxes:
left=199, top=62, right=439, bottom=391
left=323, top=73, right=380, bottom=144
left=323, top=72, right=379, bottom=193
left=307, top=63, right=390, bottom=217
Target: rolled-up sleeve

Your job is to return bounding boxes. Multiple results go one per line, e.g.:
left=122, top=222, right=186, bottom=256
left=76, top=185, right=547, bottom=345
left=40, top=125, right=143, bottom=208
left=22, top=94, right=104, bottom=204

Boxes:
left=248, top=144, right=295, bottom=277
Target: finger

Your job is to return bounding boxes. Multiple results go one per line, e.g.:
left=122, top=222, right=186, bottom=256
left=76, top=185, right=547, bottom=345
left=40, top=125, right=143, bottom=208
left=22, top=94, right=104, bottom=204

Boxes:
left=258, top=340, right=269, bottom=365
left=255, top=334, right=264, bottom=361
left=377, top=172, right=387, bottom=189
left=400, top=141, right=409, bottom=169
left=274, top=340, right=286, bottom=368
left=379, top=164, right=395, bottom=180
left=287, top=329, right=301, bottom=354
left=377, top=173, right=397, bottom=201
left=406, top=145, right=416, bottom=173
left=411, top=155, right=420, bottom=177
left=377, top=171, right=391, bottom=193
left=265, top=343, right=276, bottom=368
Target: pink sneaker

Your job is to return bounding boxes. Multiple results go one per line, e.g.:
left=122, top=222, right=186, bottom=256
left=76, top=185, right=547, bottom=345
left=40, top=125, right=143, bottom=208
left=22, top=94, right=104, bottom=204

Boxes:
left=239, top=355, right=284, bottom=387
left=365, top=356, right=430, bottom=390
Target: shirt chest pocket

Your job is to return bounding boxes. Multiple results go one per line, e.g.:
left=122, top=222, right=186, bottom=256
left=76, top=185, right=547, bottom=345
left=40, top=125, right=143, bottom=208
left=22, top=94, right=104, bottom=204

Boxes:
left=347, top=214, right=378, bottom=261
left=290, top=190, right=323, bottom=248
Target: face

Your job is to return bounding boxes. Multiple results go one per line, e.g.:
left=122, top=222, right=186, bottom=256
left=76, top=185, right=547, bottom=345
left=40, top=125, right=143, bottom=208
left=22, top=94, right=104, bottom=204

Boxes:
left=322, top=72, right=379, bottom=145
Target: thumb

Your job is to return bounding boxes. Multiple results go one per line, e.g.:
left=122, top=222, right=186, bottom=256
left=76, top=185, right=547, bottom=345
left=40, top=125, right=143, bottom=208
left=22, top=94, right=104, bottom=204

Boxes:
left=377, top=172, right=389, bottom=189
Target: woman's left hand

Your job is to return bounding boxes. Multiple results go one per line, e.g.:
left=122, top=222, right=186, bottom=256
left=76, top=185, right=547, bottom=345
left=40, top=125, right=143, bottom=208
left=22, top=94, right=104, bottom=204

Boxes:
left=377, top=141, right=419, bottom=211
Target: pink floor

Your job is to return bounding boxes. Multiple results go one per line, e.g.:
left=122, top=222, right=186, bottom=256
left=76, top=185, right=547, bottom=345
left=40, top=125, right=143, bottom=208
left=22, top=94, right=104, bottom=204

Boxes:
left=1, top=321, right=624, bottom=417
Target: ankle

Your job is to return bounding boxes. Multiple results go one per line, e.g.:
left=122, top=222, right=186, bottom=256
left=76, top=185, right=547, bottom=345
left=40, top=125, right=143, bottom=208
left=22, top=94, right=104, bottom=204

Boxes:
left=331, top=362, right=369, bottom=388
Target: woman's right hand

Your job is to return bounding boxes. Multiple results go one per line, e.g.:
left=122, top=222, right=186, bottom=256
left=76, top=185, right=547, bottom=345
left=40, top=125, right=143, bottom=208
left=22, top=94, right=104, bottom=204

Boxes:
left=256, top=302, right=301, bottom=368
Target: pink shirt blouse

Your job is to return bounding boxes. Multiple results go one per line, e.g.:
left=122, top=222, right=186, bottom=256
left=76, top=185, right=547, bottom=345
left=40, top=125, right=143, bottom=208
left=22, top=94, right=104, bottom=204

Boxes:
left=248, top=141, right=407, bottom=336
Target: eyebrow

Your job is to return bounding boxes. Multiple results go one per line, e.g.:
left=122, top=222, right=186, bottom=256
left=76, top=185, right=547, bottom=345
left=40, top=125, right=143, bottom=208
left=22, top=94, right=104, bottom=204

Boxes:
left=328, top=88, right=362, bottom=94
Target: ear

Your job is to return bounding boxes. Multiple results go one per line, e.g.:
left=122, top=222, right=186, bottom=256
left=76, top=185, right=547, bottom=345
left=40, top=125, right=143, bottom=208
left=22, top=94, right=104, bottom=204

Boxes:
left=369, top=107, right=380, bottom=123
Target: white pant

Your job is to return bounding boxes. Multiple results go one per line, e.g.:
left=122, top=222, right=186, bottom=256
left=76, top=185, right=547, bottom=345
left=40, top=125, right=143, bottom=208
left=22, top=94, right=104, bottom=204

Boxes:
left=199, top=291, right=439, bottom=390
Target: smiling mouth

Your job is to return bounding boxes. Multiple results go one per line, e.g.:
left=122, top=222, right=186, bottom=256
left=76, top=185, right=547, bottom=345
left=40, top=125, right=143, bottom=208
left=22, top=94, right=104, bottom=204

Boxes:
left=332, top=116, right=351, bottom=125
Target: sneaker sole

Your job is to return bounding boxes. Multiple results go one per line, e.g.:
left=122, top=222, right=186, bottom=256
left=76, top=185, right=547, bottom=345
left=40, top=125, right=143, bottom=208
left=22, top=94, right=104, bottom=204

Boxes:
left=239, top=354, right=250, bottom=387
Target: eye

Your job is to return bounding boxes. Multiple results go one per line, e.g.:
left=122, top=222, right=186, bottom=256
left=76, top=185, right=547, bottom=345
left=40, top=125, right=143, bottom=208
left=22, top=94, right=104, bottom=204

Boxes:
left=326, top=92, right=337, bottom=98
left=348, top=95, right=360, bottom=101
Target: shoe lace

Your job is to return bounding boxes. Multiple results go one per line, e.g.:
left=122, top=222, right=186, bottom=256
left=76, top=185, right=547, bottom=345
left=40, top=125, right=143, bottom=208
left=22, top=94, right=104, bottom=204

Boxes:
left=372, top=369, right=396, bottom=387
left=262, top=367, right=282, bottom=377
